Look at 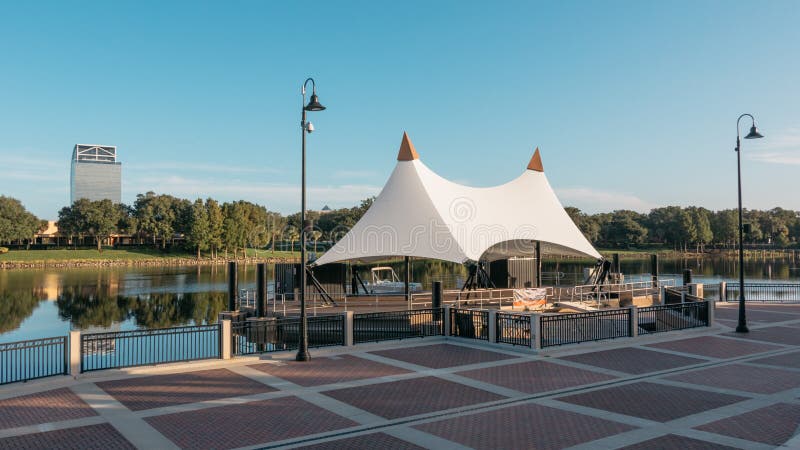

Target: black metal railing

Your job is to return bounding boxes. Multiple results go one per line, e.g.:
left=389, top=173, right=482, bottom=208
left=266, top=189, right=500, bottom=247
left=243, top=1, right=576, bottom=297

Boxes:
left=354, top=309, right=443, bottom=344
left=726, top=283, right=800, bottom=303
left=540, top=309, right=631, bottom=348
left=495, top=312, right=531, bottom=347
left=1, top=336, right=68, bottom=385
left=232, top=315, right=345, bottom=356
left=638, top=301, right=708, bottom=334
left=663, top=286, right=686, bottom=304
left=450, top=308, right=489, bottom=340
left=81, top=324, right=220, bottom=372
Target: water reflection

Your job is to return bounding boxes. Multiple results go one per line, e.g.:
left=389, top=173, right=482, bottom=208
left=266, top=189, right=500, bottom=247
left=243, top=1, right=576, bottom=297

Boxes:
left=0, top=290, right=45, bottom=333
left=56, top=290, right=226, bottom=330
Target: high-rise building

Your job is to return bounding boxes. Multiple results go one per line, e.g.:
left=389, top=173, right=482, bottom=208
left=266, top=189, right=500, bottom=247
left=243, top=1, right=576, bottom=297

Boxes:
left=70, top=144, right=122, bottom=204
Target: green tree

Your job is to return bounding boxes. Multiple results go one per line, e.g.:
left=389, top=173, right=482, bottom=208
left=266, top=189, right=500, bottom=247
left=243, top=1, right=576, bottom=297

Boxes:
left=601, top=210, right=648, bottom=247
left=133, top=192, right=186, bottom=248
left=187, top=199, right=211, bottom=259
left=57, top=199, right=123, bottom=251
left=0, top=196, right=40, bottom=246
left=206, top=198, right=224, bottom=259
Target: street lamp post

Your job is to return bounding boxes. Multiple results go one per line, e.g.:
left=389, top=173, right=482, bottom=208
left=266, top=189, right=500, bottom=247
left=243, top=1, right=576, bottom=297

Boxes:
left=297, top=78, right=326, bottom=361
left=734, top=113, right=764, bottom=333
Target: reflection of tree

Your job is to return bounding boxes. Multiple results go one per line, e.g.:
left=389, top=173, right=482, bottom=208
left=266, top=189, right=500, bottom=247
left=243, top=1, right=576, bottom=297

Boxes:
left=57, top=287, right=132, bottom=329
left=0, top=290, right=43, bottom=333
left=130, top=292, right=226, bottom=328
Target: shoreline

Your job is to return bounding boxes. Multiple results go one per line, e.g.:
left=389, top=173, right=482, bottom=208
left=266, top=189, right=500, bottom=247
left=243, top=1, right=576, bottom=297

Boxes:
left=0, top=256, right=300, bottom=270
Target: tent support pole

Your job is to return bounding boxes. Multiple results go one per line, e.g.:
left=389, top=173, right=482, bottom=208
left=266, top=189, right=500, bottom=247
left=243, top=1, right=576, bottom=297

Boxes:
left=404, top=256, right=411, bottom=302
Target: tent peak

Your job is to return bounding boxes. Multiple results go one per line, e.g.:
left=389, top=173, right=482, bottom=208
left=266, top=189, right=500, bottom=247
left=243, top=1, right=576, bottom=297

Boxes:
left=397, top=132, right=420, bottom=161
left=527, top=147, right=544, bottom=172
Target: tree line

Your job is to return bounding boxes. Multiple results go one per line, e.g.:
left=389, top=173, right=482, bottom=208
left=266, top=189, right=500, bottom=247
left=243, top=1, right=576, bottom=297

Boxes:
left=1, top=193, right=798, bottom=255
left=566, top=206, right=800, bottom=250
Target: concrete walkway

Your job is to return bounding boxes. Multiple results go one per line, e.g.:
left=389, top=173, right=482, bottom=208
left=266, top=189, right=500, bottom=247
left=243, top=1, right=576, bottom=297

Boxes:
left=3, top=303, right=800, bottom=449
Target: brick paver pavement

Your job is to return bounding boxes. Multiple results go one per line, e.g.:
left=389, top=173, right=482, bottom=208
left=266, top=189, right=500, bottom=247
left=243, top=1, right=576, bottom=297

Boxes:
left=666, top=363, right=800, bottom=394
left=0, top=423, right=135, bottom=450
left=294, top=432, right=426, bottom=449
left=415, top=402, right=636, bottom=449
left=749, top=349, right=800, bottom=369
left=695, top=402, right=800, bottom=446
left=724, top=326, right=800, bottom=346
left=646, top=335, right=782, bottom=359
left=714, top=308, right=800, bottom=324
left=0, top=388, right=96, bottom=430
left=457, top=359, right=617, bottom=394
left=323, top=376, right=506, bottom=419
left=95, top=368, right=275, bottom=411
left=370, top=343, right=517, bottom=369
left=617, top=433, right=739, bottom=449
left=557, top=381, right=747, bottom=422
left=145, top=395, right=357, bottom=449
left=250, top=354, right=411, bottom=387
left=559, top=347, right=707, bottom=374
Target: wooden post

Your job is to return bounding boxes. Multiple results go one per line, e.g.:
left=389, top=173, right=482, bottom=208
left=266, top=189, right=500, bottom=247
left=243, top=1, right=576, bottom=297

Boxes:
left=227, top=261, right=238, bottom=311
left=256, top=263, right=267, bottom=316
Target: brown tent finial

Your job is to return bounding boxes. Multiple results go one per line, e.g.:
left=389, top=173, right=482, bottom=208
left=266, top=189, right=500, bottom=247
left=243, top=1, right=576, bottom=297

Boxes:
left=527, top=147, right=544, bottom=172
left=397, top=131, right=420, bottom=161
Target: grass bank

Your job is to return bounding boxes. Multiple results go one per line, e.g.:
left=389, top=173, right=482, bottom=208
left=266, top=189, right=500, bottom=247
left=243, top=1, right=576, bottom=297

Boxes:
left=0, top=248, right=300, bottom=269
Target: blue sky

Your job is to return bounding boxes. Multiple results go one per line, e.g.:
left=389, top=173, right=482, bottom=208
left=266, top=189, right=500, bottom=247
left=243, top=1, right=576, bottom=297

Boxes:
left=1, top=1, right=798, bottom=220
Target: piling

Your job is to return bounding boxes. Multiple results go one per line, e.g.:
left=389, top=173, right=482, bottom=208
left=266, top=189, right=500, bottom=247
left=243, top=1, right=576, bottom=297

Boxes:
left=683, top=269, right=693, bottom=285
left=227, top=261, right=238, bottom=311
left=651, top=254, right=659, bottom=287
left=256, top=263, right=267, bottom=317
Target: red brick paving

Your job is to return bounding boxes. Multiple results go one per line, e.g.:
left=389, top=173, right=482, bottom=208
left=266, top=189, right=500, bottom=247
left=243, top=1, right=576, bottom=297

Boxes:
left=749, top=350, right=800, bottom=369
left=294, top=432, right=426, bottom=449
left=457, top=360, right=616, bottom=394
left=559, top=347, right=707, bottom=374
left=0, top=388, right=96, bottom=431
left=323, top=376, right=506, bottom=419
left=415, top=402, right=635, bottom=449
left=724, top=326, right=800, bottom=346
left=369, top=343, right=517, bottom=369
left=557, top=381, right=747, bottom=422
left=715, top=308, right=799, bottom=323
left=249, top=354, right=411, bottom=387
left=666, top=363, right=800, bottom=394
left=647, top=335, right=782, bottom=359
left=0, top=423, right=135, bottom=450
left=95, top=368, right=274, bottom=411
left=695, top=402, right=800, bottom=445
left=618, top=433, right=738, bottom=449
left=145, top=395, right=357, bottom=450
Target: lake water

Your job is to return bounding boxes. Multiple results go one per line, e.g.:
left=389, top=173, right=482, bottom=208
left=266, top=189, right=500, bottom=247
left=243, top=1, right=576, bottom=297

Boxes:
left=1, top=257, right=798, bottom=342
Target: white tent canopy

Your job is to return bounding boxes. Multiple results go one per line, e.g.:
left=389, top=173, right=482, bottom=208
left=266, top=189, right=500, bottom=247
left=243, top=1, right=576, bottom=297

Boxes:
left=314, top=133, right=601, bottom=266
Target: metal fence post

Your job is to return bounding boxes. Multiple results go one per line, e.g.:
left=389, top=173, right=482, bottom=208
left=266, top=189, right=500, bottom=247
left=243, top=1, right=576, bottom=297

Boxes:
left=488, top=310, right=497, bottom=343
left=344, top=311, right=354, bottom=346
left=629, top=306, right=638, bottom=338
left=531, top=313, right=542, bottom=350
left=444, top=306, right=451, bottom=337
left=69, top=330, right=81, bottom=376
left=720, top=281, right=727, bottom=302
left=221, top=319, right=232, bottom=360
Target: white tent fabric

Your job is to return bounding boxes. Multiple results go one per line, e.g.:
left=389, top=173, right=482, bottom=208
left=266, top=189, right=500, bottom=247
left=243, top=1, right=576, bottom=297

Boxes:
left=314, top=134, right=601, bottom=266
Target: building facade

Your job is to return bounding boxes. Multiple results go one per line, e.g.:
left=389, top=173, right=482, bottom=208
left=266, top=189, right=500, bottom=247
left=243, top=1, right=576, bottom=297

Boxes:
left=70, top=144, right=122, bottom=204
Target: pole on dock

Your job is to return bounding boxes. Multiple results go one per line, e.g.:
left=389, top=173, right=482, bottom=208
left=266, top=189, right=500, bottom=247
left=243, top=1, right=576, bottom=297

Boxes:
left=256, top=262, right=267, bottom=317
left=404, top=256, right=411, bottom=302
left=683, top=269, right=693, bottom=285
left=651, top=254, right=659, bottom=287
left=227, top=261, right=238, bottom=311
left=612, top=253, right=620, bottom=274
left=432, top=281, right=442, bottom=321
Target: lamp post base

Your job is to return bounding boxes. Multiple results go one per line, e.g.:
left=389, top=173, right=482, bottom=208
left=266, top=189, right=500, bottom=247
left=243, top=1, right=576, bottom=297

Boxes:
left=735, top=324, right=749, bottom=333
left=295, top=350, right=310, bottom=361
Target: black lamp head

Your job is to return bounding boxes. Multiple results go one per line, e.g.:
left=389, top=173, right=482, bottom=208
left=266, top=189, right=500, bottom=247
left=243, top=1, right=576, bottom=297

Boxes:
left=304, top=93, right=326, bottom=112
left=744, top=125, right=763, bottom=139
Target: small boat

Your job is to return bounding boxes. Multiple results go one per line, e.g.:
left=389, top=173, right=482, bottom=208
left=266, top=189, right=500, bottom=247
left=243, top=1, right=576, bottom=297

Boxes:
left=367, top=266, right=422, bottom=294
